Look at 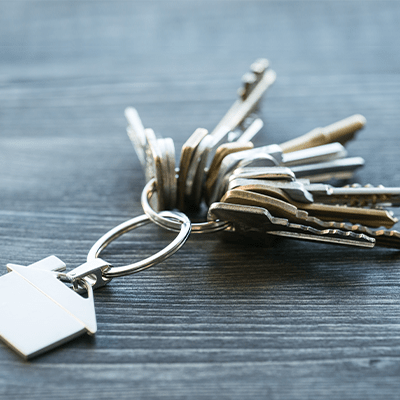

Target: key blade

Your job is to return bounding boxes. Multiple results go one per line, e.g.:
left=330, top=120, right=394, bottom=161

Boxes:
left=307, top=183, right=400, bottom=207
left=290, top=157, right=365, bottom=182
left=125, top=107, right=147, bottom=170
left=279, top=114, right=366, bottom=153
left=282, top=142, right=347, bottom=167
left=236, top=118, right=264, bottom=143
left=211, top=68, right=276, bottom=137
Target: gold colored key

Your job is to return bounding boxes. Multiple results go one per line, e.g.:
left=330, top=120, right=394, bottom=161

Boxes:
left=280, top=114, right=366, bottom=153
left=205, top=141, right=254, bottom=203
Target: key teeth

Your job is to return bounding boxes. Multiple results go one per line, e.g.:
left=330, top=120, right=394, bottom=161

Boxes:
left=323, top=220, right=400, bottom=249
left=295, top=223, right=373, bottom=241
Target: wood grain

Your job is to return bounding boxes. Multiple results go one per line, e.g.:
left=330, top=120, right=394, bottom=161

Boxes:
left=1, top=1, right=400, bottom=399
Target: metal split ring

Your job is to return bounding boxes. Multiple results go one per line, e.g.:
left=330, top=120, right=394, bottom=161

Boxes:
left=141, top=178, right=230, bottom=234
left=86, top=210, right=191, bottom=278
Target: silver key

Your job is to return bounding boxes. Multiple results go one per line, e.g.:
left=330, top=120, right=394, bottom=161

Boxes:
left=177, top=128, right=208, bottom=211
left=211, top=59, right=276, bottom=141
left=227, top=117, right=264, bottom=144
left=290, top=157, right=365, bottom=182
left=305, top=183, right=400, bottom=207
left=185, top=134, right=214, bottom=210
left=125, top=107, right=147, bottom=171
left=281, top=142, right=347, bottom=166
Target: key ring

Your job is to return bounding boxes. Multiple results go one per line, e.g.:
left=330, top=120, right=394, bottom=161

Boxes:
left=1, top=210, right=190, bottom=359
left=141, top=178, right=230, bottom=233
left=86, top=210, right=191, bottom=278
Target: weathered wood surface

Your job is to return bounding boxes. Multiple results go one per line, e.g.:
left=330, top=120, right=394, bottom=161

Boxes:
left=1, top=1, right=400, bottom=399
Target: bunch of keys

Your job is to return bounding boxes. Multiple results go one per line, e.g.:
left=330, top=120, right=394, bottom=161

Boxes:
left=1, top=58, right=399, bottom=360
left=130, top=59, right=400, bottom=250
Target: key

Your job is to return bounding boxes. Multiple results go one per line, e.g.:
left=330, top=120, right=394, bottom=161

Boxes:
left=227, top=117, right=264, bottom=144
left=238, top=58, right=270, bottom=103
left=185, top=134, right=214, bottom=210
left=210, top=59, right=276, bottom=141
left=238, top=72, right=258, bottom=101
left=156, top=138, right=169, bottom=209
left=281, top=142, right=347, bottom=166
left=221, top=189, right=398, bottom=228
left=205, top=141, right=254, bottom=204
left=145, top=129, right=167, bottom=211
left=290, top=157, right=365, bottom=182
left=279, top=114, right=366, bottom=153
left=305, top=183, right=400, bottom=207
left=125, top=109, right=176, bottom=211
left=157, top=137, right=176, bottom=210
left=208, top=203, right=376, bottom=248
left=125, top=107, right=147, bottom=171
left=177, top=128, right=209, bottom=210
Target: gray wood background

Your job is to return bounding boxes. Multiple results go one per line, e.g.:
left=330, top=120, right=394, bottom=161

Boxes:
left=1, top=1, right=400, bottom=399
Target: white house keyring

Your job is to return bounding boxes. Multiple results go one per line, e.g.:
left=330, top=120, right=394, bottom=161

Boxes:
left=0, top=211, right=191, bottom=359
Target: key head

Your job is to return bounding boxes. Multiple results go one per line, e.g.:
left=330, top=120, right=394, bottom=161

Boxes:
left=0, top=256, right=96, bottom=359
left=208, top=202, right=288, bottom=234
left=228, top=178, right=314, bottom=204
left=205, top=141, right=254, bottom=204
left=177, top=128, right=208, bottom=211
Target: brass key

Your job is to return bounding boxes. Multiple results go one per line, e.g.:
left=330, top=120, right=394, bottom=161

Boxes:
left=208, top=202, right=376, bottom=248
left=221, top=189, right=398, bottom=229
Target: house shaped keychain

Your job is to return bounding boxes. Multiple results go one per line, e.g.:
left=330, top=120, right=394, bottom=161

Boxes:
left=0, top=256, right=97, bottom=359
left=0, top=211, right=191, bottom=359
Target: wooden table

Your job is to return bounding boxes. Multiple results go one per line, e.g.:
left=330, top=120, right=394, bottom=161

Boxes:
left=1, top=1, right=400, bottom=398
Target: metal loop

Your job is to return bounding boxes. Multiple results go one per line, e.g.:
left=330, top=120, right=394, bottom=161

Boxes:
left=59, top=272, right=95, bottom=296
left=87, top=210, right=191, bottom=278
left=141, top=179, right=230, bottom=234
left=65, top=258, right=113, bottom=291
